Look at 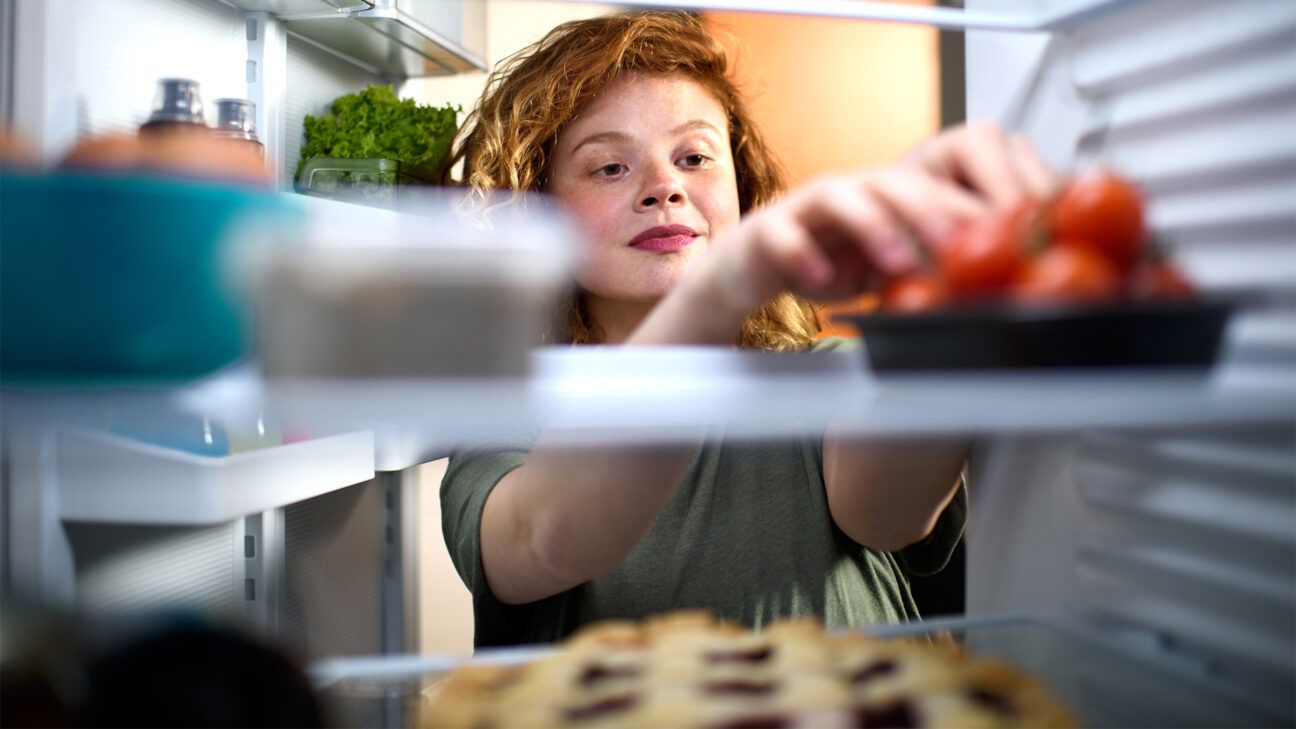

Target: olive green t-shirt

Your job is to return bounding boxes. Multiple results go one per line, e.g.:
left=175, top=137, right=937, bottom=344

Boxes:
left=441, top=338, right=967, bottom=648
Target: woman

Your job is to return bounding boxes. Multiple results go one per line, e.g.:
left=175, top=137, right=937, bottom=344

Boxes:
left=441, top=11, right=1054, bottom=647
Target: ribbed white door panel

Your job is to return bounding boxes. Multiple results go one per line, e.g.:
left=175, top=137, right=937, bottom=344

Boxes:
left=73, top=0, right=246, bottom=137
left=67, top=0, right=384, bottom=186
left=282, top=33, right=385, bottom=188
left=67, top=521, right=241, bottom=618
left=967, top=0, right=1296, bottom=714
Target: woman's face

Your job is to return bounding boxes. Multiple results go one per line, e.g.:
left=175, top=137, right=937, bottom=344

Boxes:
left=548, top=73, right=741, bottom=306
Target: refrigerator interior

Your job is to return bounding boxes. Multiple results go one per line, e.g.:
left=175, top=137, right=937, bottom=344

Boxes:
left=962, top=0, right=1295, bottom=717
left=1, top=0, right=1293, bottom=727
left=310, top=616, right=1290, bottom=728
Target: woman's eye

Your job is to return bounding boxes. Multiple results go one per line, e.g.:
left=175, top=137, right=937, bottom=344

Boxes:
left=594, top=163, right=625, bottom=177
left=680, top=154, right=709, bottom=167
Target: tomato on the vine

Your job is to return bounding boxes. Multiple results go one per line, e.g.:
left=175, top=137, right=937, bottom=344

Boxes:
left=881, top=274, right=949, bottom=313
left=1011, top=243, right=1122, bottom=306
left=1052, top=170, right=1146, bottom=272
left=939, top=200, right=1042, bottom=297
left=883, top=168, right=1177, bottom=315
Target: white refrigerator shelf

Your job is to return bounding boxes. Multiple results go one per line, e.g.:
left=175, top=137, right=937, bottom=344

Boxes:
left=262, top=348, right=1296, bottom=453
left=563, top=0, right=1139, bottom=32
left=307, top=614, right=1291, bottom=728
left=57, top=426, right=375, bottom=525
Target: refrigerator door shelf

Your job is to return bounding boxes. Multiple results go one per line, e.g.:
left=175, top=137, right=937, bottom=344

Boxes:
left=58, top=427, right=375, bottom=525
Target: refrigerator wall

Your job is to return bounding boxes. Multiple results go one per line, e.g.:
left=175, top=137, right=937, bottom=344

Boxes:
left=964, top=0, right=1296, bottom=712
left=4, top=0, right=471, bottom=184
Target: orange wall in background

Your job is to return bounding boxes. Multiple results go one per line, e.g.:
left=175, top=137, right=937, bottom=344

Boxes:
left=702, top=7, right=939, bottom=184
left=702, top=8, right=940, bottom=335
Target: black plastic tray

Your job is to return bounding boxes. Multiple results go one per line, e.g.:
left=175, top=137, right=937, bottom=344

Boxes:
left=838, top=298, right=1235, bottom=372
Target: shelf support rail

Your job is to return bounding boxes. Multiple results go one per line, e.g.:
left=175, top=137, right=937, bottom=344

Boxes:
left=564, top=0, right=1141, bottom=32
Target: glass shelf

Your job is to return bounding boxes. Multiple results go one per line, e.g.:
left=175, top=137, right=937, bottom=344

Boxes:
left=5, top=348, right=1292, bottom=467
left=256, top=349, right=1295, bottom=456
left=226, top=0, right=373, bottom=16
left=308, top=616, right=1292, bottom=728
left=565, top=0, right=1140, bottom=32
left=225, top=0, right=486, bottom=78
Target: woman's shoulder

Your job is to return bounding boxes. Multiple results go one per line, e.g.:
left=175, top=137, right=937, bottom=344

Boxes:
left=807, top=335, right=863, bottom=353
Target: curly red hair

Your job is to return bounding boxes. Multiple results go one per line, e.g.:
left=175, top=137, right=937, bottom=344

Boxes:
left=444, top=11, right=820, bottom=350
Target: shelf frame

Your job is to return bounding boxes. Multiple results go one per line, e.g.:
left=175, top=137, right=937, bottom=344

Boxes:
left=563, top=0, right=1142, bottom=32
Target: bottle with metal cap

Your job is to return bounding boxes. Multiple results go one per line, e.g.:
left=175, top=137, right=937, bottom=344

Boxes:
left=140, top=78, right=209, bottom=137
left=212, top=98, right=264, bottom=158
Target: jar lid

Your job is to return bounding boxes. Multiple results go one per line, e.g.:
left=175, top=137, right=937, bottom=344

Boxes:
left=146, top=78, right=206, bottom=125
left=213, top=98, right=259, bottom=141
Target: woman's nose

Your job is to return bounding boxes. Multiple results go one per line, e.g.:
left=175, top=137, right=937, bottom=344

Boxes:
left=637, top=164, right=687, bottom=210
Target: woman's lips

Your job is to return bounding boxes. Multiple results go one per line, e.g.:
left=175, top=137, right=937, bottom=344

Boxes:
left=628, top=225, right=698, bottom=253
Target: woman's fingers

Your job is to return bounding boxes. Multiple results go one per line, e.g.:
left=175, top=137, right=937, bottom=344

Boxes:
left=915, top=122, right=1023, bottom=210
left=793, top=177, right=914, bottom=276
left=911, top=122, right=1058, bottom=210
left=774, top=169, right=989, bottom=288
left=722, top=133, right=1059, bottom=304
left=748, top=208, right=836, bottom=292
left=1008, top=134, right=1060, bottom=199
left=863, top=168, right=989, bottom=248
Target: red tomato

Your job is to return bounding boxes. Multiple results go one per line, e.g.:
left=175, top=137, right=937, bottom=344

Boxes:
left=939, top=201, right=1041, bottom=297
left=1052, top=170, right=1146, bottom=272
left=1011, top=243, right=1122, bottom=306
left=1128, top=259, right=1196, bottom=301
left=881, top=274, right=949, bottom=313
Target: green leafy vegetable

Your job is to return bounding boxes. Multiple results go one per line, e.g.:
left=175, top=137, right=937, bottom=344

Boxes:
left=295, top=84, right=459, bottom=183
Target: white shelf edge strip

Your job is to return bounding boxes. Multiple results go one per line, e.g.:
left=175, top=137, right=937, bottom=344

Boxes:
left=565, top=0, right=1135, bottom=32
left=309, top=645, right=554, bottom=688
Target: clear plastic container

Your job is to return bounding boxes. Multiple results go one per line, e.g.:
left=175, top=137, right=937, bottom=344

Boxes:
left=294, top=157, right=439, bottom=207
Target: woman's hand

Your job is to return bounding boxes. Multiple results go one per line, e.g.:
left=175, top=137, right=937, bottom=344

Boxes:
left=905, top=120, right=1059, bottom=211
left=700, top=123, right=1058, bottom=315
left=631, top=123, right=1057, bottom=346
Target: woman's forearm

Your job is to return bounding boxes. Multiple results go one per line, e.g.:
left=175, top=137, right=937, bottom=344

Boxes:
left=822, top=430, right=968, bottom=552
left=627, top=252, right=754, bottom=346
left=481, top=439, right=697, bottom=604
left=480, top=273, right=746, bottom=606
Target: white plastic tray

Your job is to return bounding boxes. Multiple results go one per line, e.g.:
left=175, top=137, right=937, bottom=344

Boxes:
left=58, top=426, right=375, bottom=524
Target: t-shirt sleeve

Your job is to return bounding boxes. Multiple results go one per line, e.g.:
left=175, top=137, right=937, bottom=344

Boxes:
left=440, top=439, right=531, bottom=646
left=894, top=473, right=968, bottom=577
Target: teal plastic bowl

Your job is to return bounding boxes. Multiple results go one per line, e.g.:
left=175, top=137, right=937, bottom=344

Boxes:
left=0, top=171, right=299, bottom=387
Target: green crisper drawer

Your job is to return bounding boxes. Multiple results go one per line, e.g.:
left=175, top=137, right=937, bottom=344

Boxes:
left=295, top=157, right=439, bottom=206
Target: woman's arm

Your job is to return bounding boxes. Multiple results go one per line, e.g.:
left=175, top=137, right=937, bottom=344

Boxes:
left=818, top=124, right=1054, bottom=549
left=479, top=124, right=1054, bottom=604
left=480, top=439, right=697, bottom=605
left=822, top=432, right=966, bottom=551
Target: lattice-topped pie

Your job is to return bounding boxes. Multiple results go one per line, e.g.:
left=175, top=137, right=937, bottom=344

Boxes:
left=420, top=612, right=1076, bottom=728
